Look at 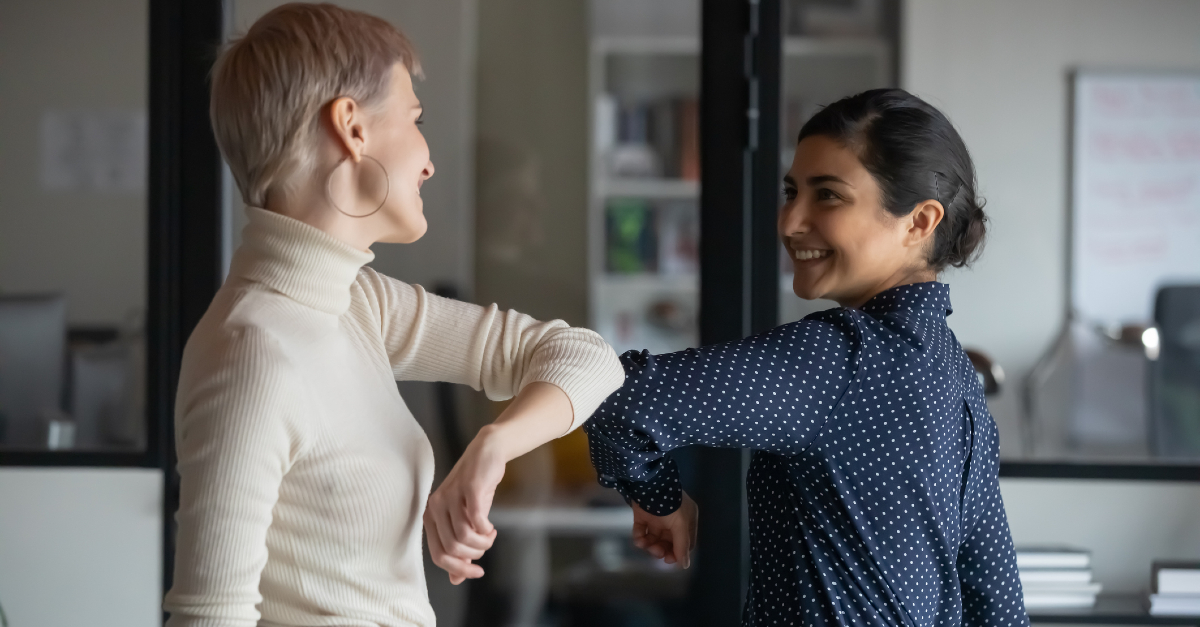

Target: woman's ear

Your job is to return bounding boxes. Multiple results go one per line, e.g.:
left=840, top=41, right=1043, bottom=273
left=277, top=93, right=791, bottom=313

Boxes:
left=326, top=96, right=367, bottom=163
left=906, top=200, right=944, bottom=248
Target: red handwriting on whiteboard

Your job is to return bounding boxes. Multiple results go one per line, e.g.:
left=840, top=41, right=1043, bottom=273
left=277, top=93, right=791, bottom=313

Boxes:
left=1090, top=83, right=1200, bottom=118
left=1088, top=130, right=1200, bottom=162
left=1086, top=234, right=1169, bottom=262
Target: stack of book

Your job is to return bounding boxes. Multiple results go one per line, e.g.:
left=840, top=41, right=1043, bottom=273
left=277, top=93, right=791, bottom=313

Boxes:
left=605, top=199, right=698, bottom=275
left=598, top=95, right=700, bottom=181
left=1149, top=561, right=1200, bottom=616
left=1016, top=547, right=1102, bottom=609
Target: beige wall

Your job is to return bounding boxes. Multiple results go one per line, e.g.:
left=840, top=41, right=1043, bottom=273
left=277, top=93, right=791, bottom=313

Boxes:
left=904, top=0, right=1200, bottom=593
left=0, top=0, right=147, bottom=325
left=473, top=0, right=590, bottom=326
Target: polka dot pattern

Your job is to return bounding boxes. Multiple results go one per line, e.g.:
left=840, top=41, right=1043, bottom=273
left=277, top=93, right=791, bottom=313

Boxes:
left=585, top=282, right=1028, bottom=627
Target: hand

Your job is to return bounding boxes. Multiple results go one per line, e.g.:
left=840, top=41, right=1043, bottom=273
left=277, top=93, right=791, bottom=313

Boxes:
left=425, top=382, right=574, bottom=584
left=424, top=426, right=504, bottom=585
left=631, top=491, right=698, bottom=568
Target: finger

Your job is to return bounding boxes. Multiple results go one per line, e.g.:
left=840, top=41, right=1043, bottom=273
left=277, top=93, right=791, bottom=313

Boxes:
left=671, top=527, right=690, bottom=568
left=632, top=520, right=649, bottom=548
left=429, top=527, right=484, bottom=582
left=636, top=528, right=662, bottom=551
left=449, top=497, right=496, bottom=552
left=432, top=503, right=465, bottom=560
left=644, top=538, right=668, bottom=559
left=432, top=503, right=486, bottom=562
left=465, top=478, right=494, bottom=528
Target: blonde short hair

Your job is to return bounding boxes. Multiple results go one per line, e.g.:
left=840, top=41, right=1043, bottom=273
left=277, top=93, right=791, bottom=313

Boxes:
left=210, top=3, right=421, bottom=207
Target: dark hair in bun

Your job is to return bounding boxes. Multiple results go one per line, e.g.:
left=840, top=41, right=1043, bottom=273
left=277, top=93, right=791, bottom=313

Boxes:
left=798, top=88, right=987, bottom=271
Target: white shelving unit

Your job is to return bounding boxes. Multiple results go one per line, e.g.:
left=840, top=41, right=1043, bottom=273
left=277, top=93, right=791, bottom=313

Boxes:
left=588, top=32, right=894, bottom=349
left=490, top=505, right=634, bottom=535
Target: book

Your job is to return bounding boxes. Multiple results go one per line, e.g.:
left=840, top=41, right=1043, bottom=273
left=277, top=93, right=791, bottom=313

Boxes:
left=1022, top=582, right=1102, bottom=596
left=1019, top=569, right=1094, bottom=586
left=1149, top=594, right=1200, bottom=616
left=606, top=199, right=656, bottom=274
left=650, top=99, right=680, bottom=179
left=655, top=200, right=698, bottom=275
left=1154, top=561, right=1200, bottom=595
left=1016, top=547, right=1091, bottom=570
left=1023, top=591, right=1100, bottom=610
left=677, top=99, right=699, bottom=181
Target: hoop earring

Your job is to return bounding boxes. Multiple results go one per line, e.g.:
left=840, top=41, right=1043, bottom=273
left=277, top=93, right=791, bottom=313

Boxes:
left=325, top=154, right=390, bottom=218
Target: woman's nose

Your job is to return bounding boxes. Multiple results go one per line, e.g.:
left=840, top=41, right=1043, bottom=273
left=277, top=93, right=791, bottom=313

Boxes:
left=778, top=200, right=808, bottom=237
left=423, top=160, right=435, bottom=180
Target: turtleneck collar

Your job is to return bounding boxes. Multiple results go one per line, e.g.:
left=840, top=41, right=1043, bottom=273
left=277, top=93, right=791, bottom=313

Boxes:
left=228, top=206, right=374, bottom=316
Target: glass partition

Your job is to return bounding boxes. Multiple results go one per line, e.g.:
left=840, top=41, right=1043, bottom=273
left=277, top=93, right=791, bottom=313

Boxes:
left=473, top=1, right=702, bottom=624
left=0, top=0, right=149, bottom=454
left=776, top=0, right=898, bottom=325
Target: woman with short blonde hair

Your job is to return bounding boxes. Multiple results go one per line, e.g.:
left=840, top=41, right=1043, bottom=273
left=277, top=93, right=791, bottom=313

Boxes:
left=163, top=4, right=624, bottom=626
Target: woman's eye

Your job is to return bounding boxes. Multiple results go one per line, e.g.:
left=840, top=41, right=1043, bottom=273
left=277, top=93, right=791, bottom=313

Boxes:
left=416, top=114, right=425, bottom=125
left=783, top=188, right=797, bottom=201
left=816, top=188, right=838, bottom=201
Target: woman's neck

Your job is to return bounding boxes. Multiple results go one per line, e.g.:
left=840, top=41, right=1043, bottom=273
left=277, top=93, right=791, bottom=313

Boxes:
left=839, top=266, right=938, bottom=309
left=265, top=185, right=376, bottom=253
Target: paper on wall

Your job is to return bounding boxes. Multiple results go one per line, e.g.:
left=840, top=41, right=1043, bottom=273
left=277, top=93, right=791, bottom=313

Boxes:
left=40, top=109, right=147, bottom=193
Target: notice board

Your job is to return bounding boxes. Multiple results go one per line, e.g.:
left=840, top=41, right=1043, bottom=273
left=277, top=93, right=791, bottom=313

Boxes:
left=1072, top=72, right=1200, bottom=325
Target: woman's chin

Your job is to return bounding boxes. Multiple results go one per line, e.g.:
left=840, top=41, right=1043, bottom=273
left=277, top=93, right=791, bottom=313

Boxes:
left=377, top=211, right=427, bottom=244
left=791, top=276, right=825, bottom=301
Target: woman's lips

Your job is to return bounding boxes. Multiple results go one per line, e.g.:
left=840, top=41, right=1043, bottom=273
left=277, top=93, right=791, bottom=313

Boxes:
left=793, top=249, right=832, bottom=261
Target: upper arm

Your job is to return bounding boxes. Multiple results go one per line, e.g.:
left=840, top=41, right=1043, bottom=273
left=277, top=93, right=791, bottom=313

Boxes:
left=587, top=313, right=858, bottom=459
left=357, top=268, right=623, bottom=431
left=164, top=329, right=304, bottom=627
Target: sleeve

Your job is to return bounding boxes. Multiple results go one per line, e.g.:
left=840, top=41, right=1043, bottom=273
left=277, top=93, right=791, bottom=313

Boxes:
left=356, top=268, right=624, bottom=433
left=956, top=405, right=1030, bottom=627
left=163, top=329, right=306, bottom=627
left=584, top=312, right=859, bottom=516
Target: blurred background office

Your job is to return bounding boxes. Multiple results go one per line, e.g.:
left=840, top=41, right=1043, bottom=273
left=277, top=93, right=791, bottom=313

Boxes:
left=1, top=0, right=1199, bottom=625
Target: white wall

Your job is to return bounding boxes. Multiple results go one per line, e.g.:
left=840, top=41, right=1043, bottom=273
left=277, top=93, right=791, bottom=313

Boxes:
left=904, top=0, right=1200, bottom=593
left=0, top=468, right=163, bottom=627
left=903, top=0, right=1200, bottom=446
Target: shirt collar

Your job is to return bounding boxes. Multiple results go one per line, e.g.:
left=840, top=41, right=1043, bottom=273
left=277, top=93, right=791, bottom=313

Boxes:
left=860, top=281, right=953, bottom=317
left=227, top=206, right=374, bottom=316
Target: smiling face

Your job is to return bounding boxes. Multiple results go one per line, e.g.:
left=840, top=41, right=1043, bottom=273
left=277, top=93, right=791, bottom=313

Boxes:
left=780, top=135, right=940, bottom=308
left=367, top=64, right=435, bottom=243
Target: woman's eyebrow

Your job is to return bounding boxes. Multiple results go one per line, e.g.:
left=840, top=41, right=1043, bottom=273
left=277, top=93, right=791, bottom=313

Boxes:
left=807, top=174, right=852, bottom=187
left=783, top=174, right=797, bottom=187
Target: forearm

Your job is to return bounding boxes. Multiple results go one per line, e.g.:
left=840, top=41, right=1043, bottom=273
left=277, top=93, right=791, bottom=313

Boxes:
left=475, top=381, right=573, bottom=463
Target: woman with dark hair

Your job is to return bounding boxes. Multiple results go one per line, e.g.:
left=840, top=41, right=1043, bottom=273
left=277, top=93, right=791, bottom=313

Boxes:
left=578, top=89, right=1026, bottom=626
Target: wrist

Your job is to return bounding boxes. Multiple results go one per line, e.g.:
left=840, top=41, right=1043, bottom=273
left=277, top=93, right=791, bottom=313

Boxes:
left=473, top=423, right=516, bottom=464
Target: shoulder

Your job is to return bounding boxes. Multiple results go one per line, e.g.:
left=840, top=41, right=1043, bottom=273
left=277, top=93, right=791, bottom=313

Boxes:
left=179, top=287, right=302, bottom=401
left=759, top=307, right=860, bottom=350
left=349, top=266, right=427, bottom=320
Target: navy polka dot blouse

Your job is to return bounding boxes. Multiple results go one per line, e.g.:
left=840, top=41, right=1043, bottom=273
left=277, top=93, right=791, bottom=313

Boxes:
left=585, top=282, right=1028, bottom=627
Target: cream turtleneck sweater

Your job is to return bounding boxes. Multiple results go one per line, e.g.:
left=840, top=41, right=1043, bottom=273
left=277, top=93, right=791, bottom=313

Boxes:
left=164, top=207, right=624, bottom=627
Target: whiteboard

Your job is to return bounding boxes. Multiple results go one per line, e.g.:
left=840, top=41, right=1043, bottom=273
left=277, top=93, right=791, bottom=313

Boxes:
left=1072, top=72, right=1200, bottom=325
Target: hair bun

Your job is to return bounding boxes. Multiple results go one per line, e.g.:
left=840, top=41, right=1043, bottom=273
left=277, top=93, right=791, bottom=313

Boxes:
left=944, top=198, right=987, bottom=269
